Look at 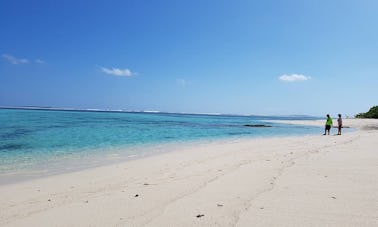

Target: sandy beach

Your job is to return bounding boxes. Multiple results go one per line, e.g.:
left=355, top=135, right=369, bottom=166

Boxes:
left=1, top=119, right=377, bottom=227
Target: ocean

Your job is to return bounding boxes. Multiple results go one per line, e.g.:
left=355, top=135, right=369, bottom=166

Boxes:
left=0, top=108, right=323, bottom=183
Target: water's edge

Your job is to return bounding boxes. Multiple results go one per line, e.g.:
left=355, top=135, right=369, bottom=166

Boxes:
left=0, top=108, right=326, bottom=185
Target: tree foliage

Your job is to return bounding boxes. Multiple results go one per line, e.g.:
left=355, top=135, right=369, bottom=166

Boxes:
left=355, top=106, right=378, bottom=118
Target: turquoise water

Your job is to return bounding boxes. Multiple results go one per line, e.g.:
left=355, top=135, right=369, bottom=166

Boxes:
left=0, top=108, right=323, bottom=182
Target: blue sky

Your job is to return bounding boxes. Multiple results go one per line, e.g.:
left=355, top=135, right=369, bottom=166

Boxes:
left=1, top=0, right=377, bottom=116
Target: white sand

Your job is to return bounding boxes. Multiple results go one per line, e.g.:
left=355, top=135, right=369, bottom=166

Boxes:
left=1, top=119, right=377, bottom=226
left=265, top=118, right=378, bottom=130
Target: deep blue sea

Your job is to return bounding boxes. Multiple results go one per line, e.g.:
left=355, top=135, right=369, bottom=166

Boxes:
left=0, top=108, right=323, bottom=182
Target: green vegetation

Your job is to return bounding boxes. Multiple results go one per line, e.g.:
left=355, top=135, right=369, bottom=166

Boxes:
left=355, top=106, right=378, bottom=119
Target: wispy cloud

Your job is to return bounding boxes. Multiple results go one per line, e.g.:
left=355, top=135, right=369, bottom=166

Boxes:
left=2, top=54, right=45, bottom=65
left=279, top=74, right=311, bottom=82
left=35, top=59, right=45, bottom=64
left=2, top=54, right=29, bottom=64
left=100, top=67, right=135, bottom=77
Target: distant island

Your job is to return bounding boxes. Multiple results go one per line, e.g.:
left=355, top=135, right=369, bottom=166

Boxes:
left=355, top=106, right=378, bottom=119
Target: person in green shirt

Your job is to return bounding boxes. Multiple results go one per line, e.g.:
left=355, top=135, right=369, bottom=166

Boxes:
left=323, top=114, right=333, bottom=135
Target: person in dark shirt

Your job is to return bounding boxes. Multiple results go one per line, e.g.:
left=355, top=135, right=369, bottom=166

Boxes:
left=337, top=114, right=343, bottom=135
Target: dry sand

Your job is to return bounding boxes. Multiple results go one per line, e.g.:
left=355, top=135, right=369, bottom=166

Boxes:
left=1, top=119, right=377, bottom=226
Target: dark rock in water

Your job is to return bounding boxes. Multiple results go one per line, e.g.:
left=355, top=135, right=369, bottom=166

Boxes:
left=0, top=143, right=25, bottom=151
left=244, top=124, right=272, bottom=128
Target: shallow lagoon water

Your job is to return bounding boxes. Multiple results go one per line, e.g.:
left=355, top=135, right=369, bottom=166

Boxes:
left=0, top=108, right=327, bottom=182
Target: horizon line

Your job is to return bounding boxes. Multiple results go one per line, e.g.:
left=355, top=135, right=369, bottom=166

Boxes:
left=0, top=105, right=323, bottom=118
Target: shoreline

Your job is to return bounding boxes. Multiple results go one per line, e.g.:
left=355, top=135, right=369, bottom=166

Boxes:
left=0, top=133, right=322, bottom=186
left=265, top=118, right=378, bottom=130
left=0, top=124, right=323, bottom=186
left=1, top=119, right=377, bottom=226
left=0, top=138, right=251, bottom=186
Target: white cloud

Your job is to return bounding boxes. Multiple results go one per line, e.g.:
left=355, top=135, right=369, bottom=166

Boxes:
left=101, top=67, right=135, bottom=77
left=279, top=74, right=311, bottom=82
left=2, top=54, right=29, bottom=64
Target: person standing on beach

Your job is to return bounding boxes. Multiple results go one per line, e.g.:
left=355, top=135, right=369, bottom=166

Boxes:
left=323, top=114, right=333, bottom=135
left=337, top=114, right=343, bottom=135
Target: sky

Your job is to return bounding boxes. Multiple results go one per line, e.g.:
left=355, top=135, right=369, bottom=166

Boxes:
left=0, top=0, right=377, bottom=116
